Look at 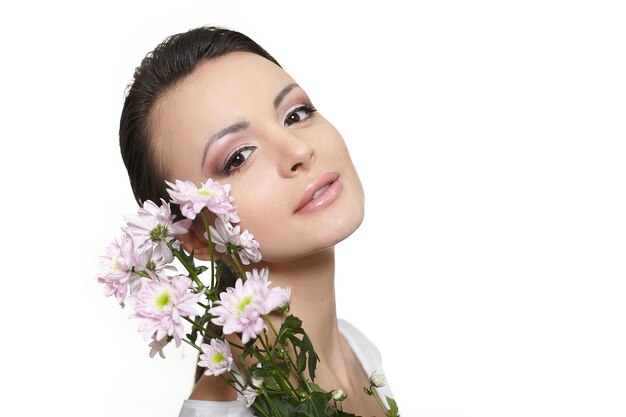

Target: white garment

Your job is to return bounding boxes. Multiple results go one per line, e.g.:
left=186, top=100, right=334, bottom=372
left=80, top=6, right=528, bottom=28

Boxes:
left=178, top=319, right=394, bottom=417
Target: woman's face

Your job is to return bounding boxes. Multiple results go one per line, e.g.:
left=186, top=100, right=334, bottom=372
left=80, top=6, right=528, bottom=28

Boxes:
left=150, top=51, right=364, bottom=263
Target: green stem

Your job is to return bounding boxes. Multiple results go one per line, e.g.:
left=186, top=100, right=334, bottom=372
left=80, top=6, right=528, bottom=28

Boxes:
left=221, top=372, right=244, bottom=391
left=202, top=288, right=214, bottom=300
left=259, top=317, right=307, bottom=391
left=132, top=269, right=151, bottom=279
left=183, top=316, right=210, bottom=334
left=182, top=338, right=202, bottom=353
left=251, top=403, right=271, bottom=417
left=219, top=373, right=277, bottom=417
left=258, top=334, right=299, bottom=401
left=263, top=316, right=313, bottom=393
left=264, top=315, right=279, bottom=338
left=200, top=212, right=215, bottom=289
left=173, top=250, right=204, bottom=288
left=214, top=261, right=223, bottom=292
left=281, top=343, right=311, bottom=392
left=181, top=317, right=245, bottom=351
left=307, top=396, right=323, bottom=417
left=262, top=390, right=285, bottom=417
left=251, top=404, right=272, bottom=417
left=229, top=252, right=247, bottom=281
left=367, top=384, right=390, bottom=416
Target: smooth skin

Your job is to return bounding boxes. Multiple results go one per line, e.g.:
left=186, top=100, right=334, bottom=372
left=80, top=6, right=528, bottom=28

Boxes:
left=150, top=51, right=382, bottom=416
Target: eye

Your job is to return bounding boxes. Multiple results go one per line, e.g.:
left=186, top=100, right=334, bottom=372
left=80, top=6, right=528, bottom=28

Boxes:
left=284, top=105, right=317, bottom=127
left=222, top=146, right=256, bottom=175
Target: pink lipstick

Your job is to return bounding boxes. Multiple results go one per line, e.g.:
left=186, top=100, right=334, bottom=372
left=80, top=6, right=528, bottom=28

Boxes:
left=294, top=172, right=342, bottom=215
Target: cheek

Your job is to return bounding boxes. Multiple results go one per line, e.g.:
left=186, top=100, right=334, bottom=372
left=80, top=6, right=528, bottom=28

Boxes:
left=229, top=187, right=307, bottom=262
left=319, top=125, right=355, bottom=170
left=325, top=134, right=364, bottom=198
left=228, top=180, right=285, bottom=245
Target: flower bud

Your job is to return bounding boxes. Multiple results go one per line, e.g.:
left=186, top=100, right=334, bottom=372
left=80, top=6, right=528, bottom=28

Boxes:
left=332, top=389, right=347, bottom=401
left=369, top=371, right=386, bottom=388
left=250, top=375, right=264, bottom=388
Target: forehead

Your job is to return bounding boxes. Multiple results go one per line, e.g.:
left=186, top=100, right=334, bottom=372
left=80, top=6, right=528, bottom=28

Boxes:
left=149, top=51, right=294, bottom=179
left=157, top=51, right=291, bottom=121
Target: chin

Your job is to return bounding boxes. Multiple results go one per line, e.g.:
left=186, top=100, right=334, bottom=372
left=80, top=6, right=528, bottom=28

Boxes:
left=325, top=202, right=365, bottom=246
left=260, top=207, right=364, bottom=263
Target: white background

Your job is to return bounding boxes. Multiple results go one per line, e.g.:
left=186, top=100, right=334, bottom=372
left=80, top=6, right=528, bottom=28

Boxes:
left=1, top=1, right=625, bottom=416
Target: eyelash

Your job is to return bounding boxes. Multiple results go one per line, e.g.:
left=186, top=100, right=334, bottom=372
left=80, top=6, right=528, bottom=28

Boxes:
left=221, top=145, right=256, bottom=175
left=283, top=104, right=317, bottom=127
left=220, top=104, right=318, bottom=176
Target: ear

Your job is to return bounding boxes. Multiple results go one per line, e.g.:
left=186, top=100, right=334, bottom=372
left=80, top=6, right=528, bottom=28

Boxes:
left=177, top=220, right=222, bottom=262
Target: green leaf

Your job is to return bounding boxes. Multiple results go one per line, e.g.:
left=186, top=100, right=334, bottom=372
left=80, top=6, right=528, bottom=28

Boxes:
left=251, top=366, right=275, bottom=378
left=300, top=332, right=319, bottom=381
left=294, top=391, right=333, bottom=416
left=276, top=315, right=303, bottom=344
left=386, top=396, right=399, bottom=417
left=296, top=346, right=306, bottom=373
left=336, top=411, right=360, bottom=417
left=197, top=314, right=212, bottom=325
left=275, top=315, right=320, bottom=382
left=307, top=383, right=328, bottom=394
left=277, top=361, right=290, bottom=378
left=253, top=391, right=298, bottom=417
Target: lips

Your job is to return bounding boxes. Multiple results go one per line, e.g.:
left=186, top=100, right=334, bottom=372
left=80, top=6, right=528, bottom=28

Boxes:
left=294, top=172, right=340, bottom=214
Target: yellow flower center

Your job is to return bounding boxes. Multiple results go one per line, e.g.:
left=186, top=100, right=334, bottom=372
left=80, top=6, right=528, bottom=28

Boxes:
left=197, top=188, right=216, bottom=196
left=212, top=352, right=225, bottom=365
left=109, top=250, right=121, bottom=273
left=235, top=295, right=253, bottom=315
left=155, top=291, right=172, bottom=310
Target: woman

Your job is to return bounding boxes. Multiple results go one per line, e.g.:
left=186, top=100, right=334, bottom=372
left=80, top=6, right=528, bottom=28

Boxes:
left=119, top=25, right=394, bottom=417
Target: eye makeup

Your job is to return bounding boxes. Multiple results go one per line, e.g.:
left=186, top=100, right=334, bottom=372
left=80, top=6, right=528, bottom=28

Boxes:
left=219, top=145, right=257, bottom=176
left=203, top=92, right=317, bottom=178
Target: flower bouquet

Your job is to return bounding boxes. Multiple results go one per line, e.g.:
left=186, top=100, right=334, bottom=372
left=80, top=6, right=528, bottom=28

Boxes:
left=97, top=177, right=400, bottom=417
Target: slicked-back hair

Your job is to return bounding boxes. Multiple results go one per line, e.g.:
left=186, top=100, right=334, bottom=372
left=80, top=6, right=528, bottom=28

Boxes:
left=119, top=25, right=281, bottom=221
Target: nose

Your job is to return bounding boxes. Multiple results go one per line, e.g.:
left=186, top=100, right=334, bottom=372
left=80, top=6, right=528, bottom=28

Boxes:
left=273, top=128, right=315, bottom=177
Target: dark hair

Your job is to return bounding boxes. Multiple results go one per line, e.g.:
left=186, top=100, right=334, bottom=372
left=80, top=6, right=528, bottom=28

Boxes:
left=119, top=25, right=281, bottom=220
left=118, top=26, right=281, bottom=385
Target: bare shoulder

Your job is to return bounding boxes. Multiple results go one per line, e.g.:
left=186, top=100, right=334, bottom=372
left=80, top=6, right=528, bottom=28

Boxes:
left=338, top=319, right=383, bottom=362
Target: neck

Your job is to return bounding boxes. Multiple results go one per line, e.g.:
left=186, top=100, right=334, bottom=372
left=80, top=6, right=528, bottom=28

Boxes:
left=257, top=247, right=345, bottom=372
left=191, top=247, right=360, bottom=402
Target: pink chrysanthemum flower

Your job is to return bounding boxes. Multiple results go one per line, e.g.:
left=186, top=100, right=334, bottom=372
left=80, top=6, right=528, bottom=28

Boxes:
left=198, top=338, right=234, bottom=376
left=246, top=268, right=291, bottom=310
left=237, top=229, right=262, bottom=265
left=209, top=271, right=291, bottom=344
left=134, top=245, right=177, bottom=281
left=97, top=229, right=141, bottom=307
left=165, top=178, right=240, bottom=223
left=130, top=275, right=200, bottom=347
left=245, top=267, right=269, bottom=282
left=123, top=198, right=192, bottom=263
left=207, top=218, right=262, bottom=265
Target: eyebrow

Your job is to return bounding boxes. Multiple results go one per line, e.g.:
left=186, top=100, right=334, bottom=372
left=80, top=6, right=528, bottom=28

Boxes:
left=201, top=121, right=249, bottom=168
left=274, top=83, right=299, bottom=109
left=200, top=83, right=300, bottom=168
